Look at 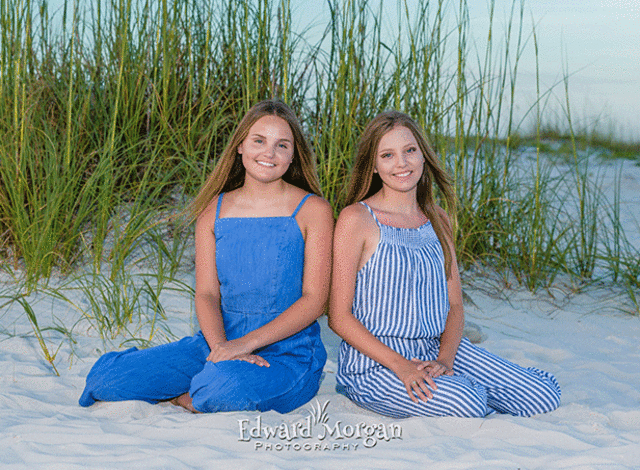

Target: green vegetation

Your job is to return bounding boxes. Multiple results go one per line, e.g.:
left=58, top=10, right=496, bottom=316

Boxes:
left=0, top=0, right=638, bottom=370
left=516, top=128, right=640, bottom=162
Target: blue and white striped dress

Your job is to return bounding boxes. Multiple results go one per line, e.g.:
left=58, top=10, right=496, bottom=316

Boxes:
left=336, top=202, right=561, bottom=418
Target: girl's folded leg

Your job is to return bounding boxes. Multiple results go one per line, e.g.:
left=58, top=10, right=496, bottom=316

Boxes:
left=79, top=333, right=210, bottom=407
left=340, top=367, right=489, bottom=419
left=453, top=338, right=561, bottom=416
left=189, top=357, right=322, bottom=414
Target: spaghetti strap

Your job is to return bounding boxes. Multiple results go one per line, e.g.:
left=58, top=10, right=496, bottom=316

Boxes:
left=215, top=193, right=225, bottom=220
left=359, top=201, right=382, bottom=227
left=292, top=194, right=313, bottom=217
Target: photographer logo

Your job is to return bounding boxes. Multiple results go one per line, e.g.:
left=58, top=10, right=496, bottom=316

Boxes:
left=238, top=400, right=402, bottom=451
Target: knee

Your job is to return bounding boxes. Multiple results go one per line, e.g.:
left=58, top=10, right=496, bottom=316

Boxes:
left=264, top=369, right=323, bottom=414
left=544, top=374, right=561, bottom=409
left=450, top=376, right=490, bottom=417
left=533, top=375, right=562, bottom=415
left=79, top=348, right=140, bottom=406
left=515, top=371, right=562, bottom=417
left=426, top=376, right=489, bottom=418
left=189, top=363, right=260, bottom=413
left=466, top=396, right=489, bottom=417
left=450, top=388, right=488, bottom=418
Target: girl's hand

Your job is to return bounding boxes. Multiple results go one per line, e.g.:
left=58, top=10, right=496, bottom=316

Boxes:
left=231, top=353, right=270, bottom=367
left=206, top=339, right=269, bottom=366
left=413, top=358, right=454, bottom=378
left=392, top=358, right=439, bottom=403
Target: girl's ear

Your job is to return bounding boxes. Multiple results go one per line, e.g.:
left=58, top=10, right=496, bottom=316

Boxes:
left=237, top=144, right=244, bottom=155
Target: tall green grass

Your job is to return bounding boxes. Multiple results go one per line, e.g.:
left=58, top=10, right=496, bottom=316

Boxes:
left=0, top=0, right=638, bottom=369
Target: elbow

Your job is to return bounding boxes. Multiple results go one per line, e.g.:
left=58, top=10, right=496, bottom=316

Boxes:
left=449, top=300, right=464, bottom=316
left=327, top=313, right=336, bottom=333
left=327, top=310, right=343, bottom=336
left=301, top=289, right=329, bottom=320
left=195, top=291, right=219, bottom=305
left=327, top=297, right=353, bottom=337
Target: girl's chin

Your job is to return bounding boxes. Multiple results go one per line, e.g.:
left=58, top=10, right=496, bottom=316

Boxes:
left=380, top=179, right=420, bottom=193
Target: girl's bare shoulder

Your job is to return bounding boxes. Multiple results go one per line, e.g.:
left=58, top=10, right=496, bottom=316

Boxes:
left=293, top=193, right=334, bottom=244
left=297, top=192, right=332, bottom=214
left=196, top=195, right=220, bottom=230
left=295, top=192, right=333, bottom=223
left=336, top=202, right=377, bottom=235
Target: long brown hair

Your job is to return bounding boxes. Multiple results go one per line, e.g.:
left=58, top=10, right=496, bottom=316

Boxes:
left=187, top=100, right=322, bottom=221
left=345, top=110, right=457, bottom=278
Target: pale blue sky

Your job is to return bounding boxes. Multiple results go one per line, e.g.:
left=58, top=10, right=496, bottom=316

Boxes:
left=291, top=0, right=639, bottom=140
left=466, top=0, right=640, bottom=140
left=44, top=0, right=640, bottom=140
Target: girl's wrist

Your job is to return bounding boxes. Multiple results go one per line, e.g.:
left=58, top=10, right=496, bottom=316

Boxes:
left=388, top=354, right=411, bottom=373
left=237, top=333, right=259, bottom=353
left=436, top=357, right=454, bottom=370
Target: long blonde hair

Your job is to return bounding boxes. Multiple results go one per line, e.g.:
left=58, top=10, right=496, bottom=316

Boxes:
left=345, top=110, right=457, bottom=278
left=187, top=100, right=322, bottom=221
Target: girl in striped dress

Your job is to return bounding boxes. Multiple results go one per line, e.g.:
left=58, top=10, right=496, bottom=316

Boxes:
left=329, top=111, right=561, bottom=418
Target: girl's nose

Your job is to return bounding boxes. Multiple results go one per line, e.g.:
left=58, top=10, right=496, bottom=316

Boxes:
left=264, top=144, right=276, bottom=158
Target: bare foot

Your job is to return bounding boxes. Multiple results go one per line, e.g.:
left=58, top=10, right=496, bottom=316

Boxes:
left=170, top=393, right=198, bottom=413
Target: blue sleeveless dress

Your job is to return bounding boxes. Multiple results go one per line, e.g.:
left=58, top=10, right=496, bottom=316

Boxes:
left=79, top=193, right=326, bottom=413
left=336, top=202, right=561, bottom=418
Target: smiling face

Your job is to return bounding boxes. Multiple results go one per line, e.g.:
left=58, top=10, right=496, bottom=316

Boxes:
left=237, top=115, right=295, bottom=185
left=374, top=125, right=425, bottom=194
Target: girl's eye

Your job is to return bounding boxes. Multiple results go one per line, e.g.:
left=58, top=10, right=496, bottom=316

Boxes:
left=381, top=152, right=392, bottom=159
left=278, top=143, right=289, bottom=149
left=254, top=138, right=263, bottom=144
left=407, top=146, right=416, bottom=153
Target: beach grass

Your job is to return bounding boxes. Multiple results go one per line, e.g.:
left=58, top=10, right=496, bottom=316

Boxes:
left=1, top=0, right=639, bottom=367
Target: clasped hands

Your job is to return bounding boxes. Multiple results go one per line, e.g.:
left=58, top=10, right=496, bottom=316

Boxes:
left=206, top=338, right=270, bottom=367
left=395, top=358, right=453, bottom=403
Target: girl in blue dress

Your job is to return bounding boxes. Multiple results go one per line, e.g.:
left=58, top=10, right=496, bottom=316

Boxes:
left=79, top=100, right=332, bottom=413
left=330, top=111, right=561, bottom=418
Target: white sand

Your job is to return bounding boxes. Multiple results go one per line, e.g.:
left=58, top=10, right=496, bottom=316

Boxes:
left=2, top=155, right=639, bottom=469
